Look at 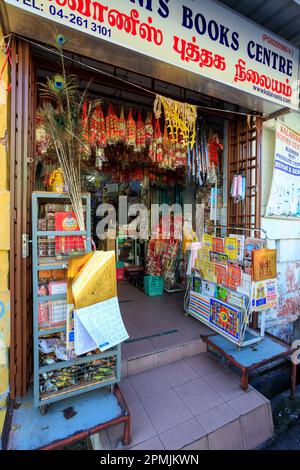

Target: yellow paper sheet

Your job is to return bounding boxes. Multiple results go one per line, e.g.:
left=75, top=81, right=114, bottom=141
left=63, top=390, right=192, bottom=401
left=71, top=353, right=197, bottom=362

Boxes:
left=72, top=251, right=117, bottom=309
left=67, top=252, right=94, bottom=304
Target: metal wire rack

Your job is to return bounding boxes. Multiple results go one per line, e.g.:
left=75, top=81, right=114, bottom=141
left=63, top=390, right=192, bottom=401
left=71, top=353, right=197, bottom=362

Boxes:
left=32, top=192, right=121, bottom=412
left=39, top=356, right=117, bottom=400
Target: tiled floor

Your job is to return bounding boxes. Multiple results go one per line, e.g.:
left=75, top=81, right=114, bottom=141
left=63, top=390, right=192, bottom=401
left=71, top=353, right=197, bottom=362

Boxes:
left=102, top=354, right=274, bottom=450
left=113, top=282, right=274, bottom=450
left=118, top=282, right=211, bottom=376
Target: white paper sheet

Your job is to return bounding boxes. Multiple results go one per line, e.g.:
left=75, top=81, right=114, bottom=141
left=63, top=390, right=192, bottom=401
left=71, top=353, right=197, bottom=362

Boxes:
left=74, top=297, right=129, bottom=354
left=74, top=311, right=98, bottom=355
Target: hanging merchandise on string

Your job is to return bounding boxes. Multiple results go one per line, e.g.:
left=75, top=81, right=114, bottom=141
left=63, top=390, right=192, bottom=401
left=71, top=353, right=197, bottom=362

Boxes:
left=230, top=174, right=246, bottom=203
left=90, top=104, right=107, bottom=170
left=126, top=108, right=137, bottom=148
left=154, top=95, right=197, bottom=149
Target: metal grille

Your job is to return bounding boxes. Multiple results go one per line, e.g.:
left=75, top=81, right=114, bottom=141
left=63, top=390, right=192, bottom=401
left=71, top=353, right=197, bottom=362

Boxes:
left=39, top=356, right=117, bottom=400
left=227, top=116, right=262, bottom=232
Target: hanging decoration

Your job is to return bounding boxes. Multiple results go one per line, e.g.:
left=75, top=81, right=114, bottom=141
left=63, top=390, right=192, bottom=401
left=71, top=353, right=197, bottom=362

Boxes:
left=126, top=109, right=137, bottom=147
left=154, top=119, right=163, bottom=162
left=154, top=95, right=197, bottom=149
left=136, top=112, right=146, bottom=153
left=90, top=104, right=106, bottom=170
left=208, top=133, right=224, bottom=166
left=106, top=104, right=119, bottom=145
left=230, top=174, right=246, bottom=203
left=145, top=112, right=154, bottom=143
left=118, top=107, right=126, bottom=143
left=36, top=112, right=51, bottom=157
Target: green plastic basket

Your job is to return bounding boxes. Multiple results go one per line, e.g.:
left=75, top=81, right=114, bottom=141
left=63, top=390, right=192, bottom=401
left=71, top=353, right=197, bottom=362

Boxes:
left=144, top=276, right=164, bottom=296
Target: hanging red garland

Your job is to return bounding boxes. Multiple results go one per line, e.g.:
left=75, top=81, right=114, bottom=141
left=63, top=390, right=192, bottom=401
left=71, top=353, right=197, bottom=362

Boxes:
left=90, top=105, right=106, bottom=147
left=208, top=133, right=223, bottom=166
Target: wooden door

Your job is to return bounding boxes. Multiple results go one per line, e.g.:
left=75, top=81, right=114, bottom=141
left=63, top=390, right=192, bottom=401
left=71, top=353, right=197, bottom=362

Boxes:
left=9, top=38, right=36, bottom=398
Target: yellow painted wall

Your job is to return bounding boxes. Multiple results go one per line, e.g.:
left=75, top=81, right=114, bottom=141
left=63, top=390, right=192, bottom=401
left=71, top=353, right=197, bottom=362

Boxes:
left=0, top=29, right=10, bottom=437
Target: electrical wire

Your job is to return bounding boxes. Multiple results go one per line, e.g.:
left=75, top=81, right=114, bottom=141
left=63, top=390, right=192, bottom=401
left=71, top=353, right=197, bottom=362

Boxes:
left=12, top=33, right=262, bottom=118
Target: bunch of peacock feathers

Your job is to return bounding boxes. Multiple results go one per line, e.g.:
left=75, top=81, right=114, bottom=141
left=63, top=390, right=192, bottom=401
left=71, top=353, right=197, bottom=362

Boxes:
left=39, top=33, right=92, bottom=232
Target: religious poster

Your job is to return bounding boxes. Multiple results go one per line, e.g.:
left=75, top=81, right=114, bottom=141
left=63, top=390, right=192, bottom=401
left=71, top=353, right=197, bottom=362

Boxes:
left=213, top=237, right=224, bottom=254
left=251, top=278, right=278, bottom=312
left=209, top=251, right=228, bottom=265
left=229, top=234, right=245, bottom=263
left=252, top=249, right=277, bottom=282
left=204, top=262, right=217, bottom=283
left=227, top=264, right=242, bottom=290
left=210, top=298, right=242, bottom=341
left=244, top=237, right=265, bottom=260
left=224, top=237, right=238, bottom=261
left=266, top=122, right=300, bottom=218
left=203, top=234, right=213, bottom=252
left=215, top=264, right=227, bottom=286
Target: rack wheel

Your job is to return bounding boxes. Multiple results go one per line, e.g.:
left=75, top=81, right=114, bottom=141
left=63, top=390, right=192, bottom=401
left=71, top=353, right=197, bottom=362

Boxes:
left=39, top=404, right=49, bottom=415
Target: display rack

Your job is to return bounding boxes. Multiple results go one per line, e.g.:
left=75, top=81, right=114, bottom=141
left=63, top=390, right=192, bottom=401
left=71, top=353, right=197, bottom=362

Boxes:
left=32, top=192, right=121, bottom=413
left=184, top=225, right=272, bottom=348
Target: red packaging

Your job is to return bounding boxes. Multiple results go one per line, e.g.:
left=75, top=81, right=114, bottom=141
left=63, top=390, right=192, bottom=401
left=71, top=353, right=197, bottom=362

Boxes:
left=116, top=268, right=125, bottom=281
left=55, top=212, right=85, bottom=255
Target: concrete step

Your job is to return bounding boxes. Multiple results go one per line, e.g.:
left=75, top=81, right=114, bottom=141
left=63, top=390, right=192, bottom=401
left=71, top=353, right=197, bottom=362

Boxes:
left=122, top=337, right=208, bottom=378
left=98, top=354, right=274, bottom=450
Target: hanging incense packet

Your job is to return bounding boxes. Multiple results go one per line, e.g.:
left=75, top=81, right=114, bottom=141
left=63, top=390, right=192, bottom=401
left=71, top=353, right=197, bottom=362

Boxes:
left=195, top=117, right=203, bottom=186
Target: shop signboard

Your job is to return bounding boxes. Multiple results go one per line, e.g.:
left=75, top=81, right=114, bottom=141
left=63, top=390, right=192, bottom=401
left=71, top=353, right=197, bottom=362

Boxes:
left=4, top=0, right=300, bottom=110
left=266, top=122, right=300, bottom=218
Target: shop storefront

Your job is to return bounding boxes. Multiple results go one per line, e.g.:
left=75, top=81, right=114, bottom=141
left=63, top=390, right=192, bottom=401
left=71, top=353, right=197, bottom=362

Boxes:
left=0, top=0, right=300, bottom=450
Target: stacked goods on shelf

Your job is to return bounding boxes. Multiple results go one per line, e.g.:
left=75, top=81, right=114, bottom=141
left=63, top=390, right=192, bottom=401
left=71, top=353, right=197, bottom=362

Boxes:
left=37, top=201, right=87, bottom=262
left=33, top=193, right=126, bottom=411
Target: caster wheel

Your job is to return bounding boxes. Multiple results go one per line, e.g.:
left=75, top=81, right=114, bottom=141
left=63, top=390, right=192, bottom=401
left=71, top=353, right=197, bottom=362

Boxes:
left=39, top=404, right=49, bottom=415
